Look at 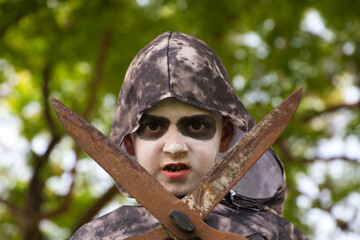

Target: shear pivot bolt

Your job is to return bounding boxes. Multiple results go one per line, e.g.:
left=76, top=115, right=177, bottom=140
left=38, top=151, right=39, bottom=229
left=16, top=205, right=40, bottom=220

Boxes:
left=169, top=209, right=195, bottom=232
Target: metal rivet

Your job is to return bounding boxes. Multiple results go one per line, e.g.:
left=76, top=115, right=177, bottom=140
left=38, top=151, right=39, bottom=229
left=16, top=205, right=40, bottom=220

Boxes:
left=169, top=209, right=196, bottom=232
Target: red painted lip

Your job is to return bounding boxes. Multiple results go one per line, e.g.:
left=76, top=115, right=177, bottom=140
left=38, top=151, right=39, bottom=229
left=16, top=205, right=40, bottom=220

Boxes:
left=162, top=163, right=190, bottom=180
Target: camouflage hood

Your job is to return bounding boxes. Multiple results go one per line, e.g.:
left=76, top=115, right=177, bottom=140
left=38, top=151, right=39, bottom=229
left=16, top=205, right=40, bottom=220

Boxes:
left=110, top=31, right=286, bottom=215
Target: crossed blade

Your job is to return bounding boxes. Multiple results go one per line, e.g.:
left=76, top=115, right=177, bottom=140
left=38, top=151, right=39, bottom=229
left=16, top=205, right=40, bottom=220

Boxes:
left=52, top=88, right=302, bottom=240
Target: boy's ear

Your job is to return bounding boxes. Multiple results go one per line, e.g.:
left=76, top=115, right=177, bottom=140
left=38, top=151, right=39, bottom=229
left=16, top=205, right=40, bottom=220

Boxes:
left=220, top=118, right=233, bottom=153
left=123, top=134, right=136, bottom=156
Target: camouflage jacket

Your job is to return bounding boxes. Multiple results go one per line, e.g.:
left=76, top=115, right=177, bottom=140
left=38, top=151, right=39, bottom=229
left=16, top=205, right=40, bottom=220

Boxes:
left=71, top=201, right=308, bottom=240
left=71, top=32, right=308, bottom=239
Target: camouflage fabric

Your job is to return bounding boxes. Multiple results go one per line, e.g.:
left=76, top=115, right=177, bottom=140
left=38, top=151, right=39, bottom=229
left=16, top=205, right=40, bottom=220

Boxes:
left=71, top=204, right=308, bottom=240
left=71, top=32, right=308, bottom=239
left=110, top=31, right=254, bottom=144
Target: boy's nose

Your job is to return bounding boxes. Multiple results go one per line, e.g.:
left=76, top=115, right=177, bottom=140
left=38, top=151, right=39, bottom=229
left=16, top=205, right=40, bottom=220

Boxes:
left=163, top=129, right=188, bottom=156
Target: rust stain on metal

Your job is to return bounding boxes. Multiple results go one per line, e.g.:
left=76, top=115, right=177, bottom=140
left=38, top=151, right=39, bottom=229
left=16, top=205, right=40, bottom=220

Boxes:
left=52, top=87, right=302, bottom=240
left=52, top=97, right=248, bottom=240
left=127, top=88, right=302, bottom=239
left=183, top=87, right=302, bottom=219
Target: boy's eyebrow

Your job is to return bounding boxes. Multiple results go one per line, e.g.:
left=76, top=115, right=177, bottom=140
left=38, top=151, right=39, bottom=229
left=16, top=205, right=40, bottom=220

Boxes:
left=141, top=114, right=215, bottom=123
left=178, top=114, right=215, bottom=121
left=140, top=114, right=170, bottom=124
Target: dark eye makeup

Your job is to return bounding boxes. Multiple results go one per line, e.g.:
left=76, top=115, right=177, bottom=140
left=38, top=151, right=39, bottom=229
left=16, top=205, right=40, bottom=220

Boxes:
left=136, top=114, right=217, bottom=141
left=177, top=115, right=217, bottom=140
left=136, top=115, right=170, bottom=140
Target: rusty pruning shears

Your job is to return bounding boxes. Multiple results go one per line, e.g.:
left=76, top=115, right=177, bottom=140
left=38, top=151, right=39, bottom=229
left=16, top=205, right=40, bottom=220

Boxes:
left=51, top=88, right=302, bottom=240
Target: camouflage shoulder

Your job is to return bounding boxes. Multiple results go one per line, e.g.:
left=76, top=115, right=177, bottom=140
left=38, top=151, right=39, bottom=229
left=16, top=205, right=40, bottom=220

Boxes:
left=70, top=205, right=159, bottom=240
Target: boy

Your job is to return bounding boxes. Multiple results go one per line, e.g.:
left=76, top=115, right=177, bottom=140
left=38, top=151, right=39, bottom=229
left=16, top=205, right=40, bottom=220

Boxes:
left=71, top=32, right=308, bottom=239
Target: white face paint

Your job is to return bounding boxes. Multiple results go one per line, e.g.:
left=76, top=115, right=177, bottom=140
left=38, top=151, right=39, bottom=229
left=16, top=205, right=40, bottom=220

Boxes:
left=132, top=99, right=223, bottom=197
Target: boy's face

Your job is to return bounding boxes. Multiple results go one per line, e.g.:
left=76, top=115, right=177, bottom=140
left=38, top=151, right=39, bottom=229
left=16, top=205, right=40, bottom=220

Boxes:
left=124, top=99, right=232, bottom=197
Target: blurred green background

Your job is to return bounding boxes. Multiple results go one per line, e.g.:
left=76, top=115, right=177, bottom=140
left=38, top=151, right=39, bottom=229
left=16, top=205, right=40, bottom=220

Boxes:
left=1, top=0, right=360, bottom=239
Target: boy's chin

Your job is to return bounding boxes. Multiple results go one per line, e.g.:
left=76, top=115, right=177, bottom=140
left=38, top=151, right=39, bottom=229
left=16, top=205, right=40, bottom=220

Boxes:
left=171, top=191, right=188, bottom=198
left=166, top=187, right=191, bottom=198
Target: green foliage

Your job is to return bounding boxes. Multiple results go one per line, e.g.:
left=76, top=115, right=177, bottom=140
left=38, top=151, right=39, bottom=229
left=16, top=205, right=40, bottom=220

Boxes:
left=1, top=0, right=360, bottom=239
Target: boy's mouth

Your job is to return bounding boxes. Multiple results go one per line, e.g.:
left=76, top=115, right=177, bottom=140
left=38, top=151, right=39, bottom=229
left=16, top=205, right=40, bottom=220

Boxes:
left=162, top=163, right=190, bottom=180
left=164, top=163, right=189, bottom=172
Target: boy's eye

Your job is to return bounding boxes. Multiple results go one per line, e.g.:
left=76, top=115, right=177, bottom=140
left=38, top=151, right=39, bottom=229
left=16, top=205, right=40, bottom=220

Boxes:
left=137, top=115, right=170, bottom=140
left=188, top=122, right=207, bottom=133
left=145, top=123, right=161, bottom=132
left=137, top=122, right=166, bottom=139
left=178, top=115, right=217, bottom=140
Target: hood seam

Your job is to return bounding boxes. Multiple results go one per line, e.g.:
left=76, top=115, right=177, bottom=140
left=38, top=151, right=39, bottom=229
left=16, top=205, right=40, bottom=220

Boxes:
left=166, top=31, right=173, bottom=93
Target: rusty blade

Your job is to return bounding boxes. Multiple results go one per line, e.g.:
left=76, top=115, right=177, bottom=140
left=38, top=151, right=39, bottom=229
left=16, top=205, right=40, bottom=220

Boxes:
left=126, top=223, right=248, bottom=240
left=125, top=88, right=302, bottom=240
left=182, top=87, right=302, bottom=218
left=51, top=98, right=246, bottom=240
left=126, top=88, right=302, bottom=240
left=52, top=87, right=301, bottom=240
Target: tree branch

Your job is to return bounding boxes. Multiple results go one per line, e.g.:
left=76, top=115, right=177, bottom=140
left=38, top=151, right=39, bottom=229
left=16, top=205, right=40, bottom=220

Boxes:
left=306, top=156, right=360, bottom=163
left=82, top=30, right=112, bottom=120
left=274, top=137, right=297, bottom=163
left=302, top=101, right=360, bottom=121
left=25, top=61, right=62, bottom=211
left=46, top=29, right=114, bottom=222
left=42, top=61, right=58, bottom=135
left=26, top=135, right=60, bottom=212
left=72, top=184, right=118, bottom=235
left=0, top=197, right=23, bottom=216
left=275, top=137, right=360, bottom=164
left=42, top=145, right=82, bottom=219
